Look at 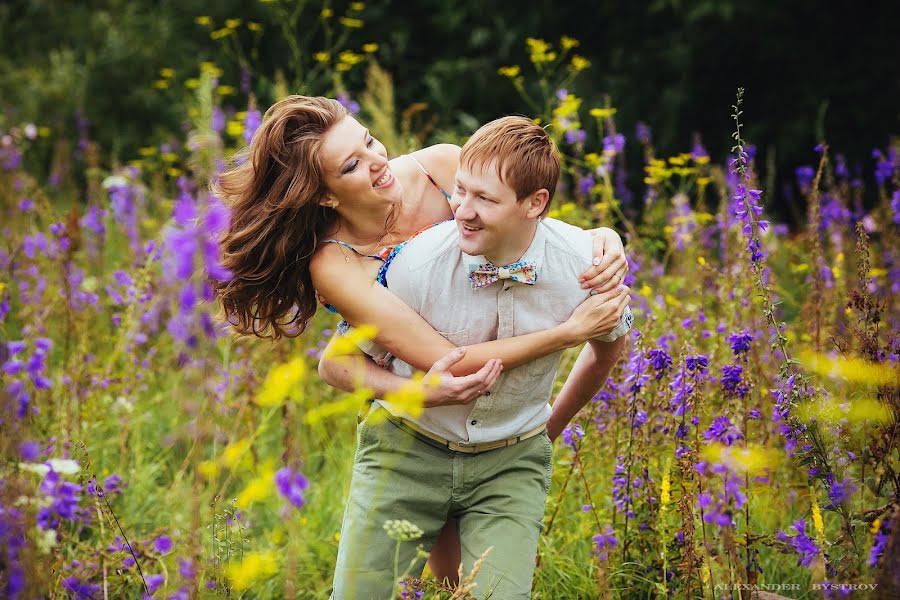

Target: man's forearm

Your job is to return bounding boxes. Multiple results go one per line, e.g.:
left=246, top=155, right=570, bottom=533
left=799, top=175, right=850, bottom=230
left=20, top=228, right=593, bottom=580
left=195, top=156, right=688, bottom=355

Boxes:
left=546, top=336, right=626, bottom=441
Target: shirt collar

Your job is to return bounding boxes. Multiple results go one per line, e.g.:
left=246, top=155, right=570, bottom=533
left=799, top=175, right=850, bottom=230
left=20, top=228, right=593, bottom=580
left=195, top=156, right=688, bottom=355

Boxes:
left=460, top=220, right=547, bottom=277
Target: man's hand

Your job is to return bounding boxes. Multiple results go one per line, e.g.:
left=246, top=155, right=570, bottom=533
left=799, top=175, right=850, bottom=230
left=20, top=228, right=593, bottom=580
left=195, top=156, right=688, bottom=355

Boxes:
left=580, top=228, right=628, bottom=293
left=422, top=348, right=503, bottom=408
left=562, top=286, right=631, bottom=345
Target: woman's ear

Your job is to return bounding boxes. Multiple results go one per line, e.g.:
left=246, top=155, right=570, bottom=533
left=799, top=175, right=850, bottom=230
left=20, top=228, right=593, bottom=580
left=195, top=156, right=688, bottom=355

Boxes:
left=319, top=195, right=339, bottom=209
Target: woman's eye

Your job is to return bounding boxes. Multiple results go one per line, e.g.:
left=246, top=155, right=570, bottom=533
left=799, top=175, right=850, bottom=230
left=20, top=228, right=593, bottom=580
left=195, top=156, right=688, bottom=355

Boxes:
left=366, top=137, right=374, bottom=147
left=343, top=160, right=359, bottom=174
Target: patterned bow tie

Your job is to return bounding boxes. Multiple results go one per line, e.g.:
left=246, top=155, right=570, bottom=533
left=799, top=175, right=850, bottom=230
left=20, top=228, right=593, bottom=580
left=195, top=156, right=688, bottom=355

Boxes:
left=467, top=260, right=538, bottom=289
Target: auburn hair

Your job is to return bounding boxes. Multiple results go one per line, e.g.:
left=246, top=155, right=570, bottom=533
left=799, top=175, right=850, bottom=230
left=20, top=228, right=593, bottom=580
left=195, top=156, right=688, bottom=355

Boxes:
left=211, top=95, right=348, bottom=340
left=459, top=115, right=560, bottom=215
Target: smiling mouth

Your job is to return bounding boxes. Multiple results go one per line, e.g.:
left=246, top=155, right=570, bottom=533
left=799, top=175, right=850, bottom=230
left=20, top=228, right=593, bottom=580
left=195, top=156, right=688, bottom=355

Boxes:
left=373, top=170, right=393, bottom=187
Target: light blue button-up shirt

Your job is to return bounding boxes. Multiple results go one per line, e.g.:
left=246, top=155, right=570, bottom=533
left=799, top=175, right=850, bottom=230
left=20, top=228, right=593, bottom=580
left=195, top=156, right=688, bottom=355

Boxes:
left=370, top=218, right=632, bottom=444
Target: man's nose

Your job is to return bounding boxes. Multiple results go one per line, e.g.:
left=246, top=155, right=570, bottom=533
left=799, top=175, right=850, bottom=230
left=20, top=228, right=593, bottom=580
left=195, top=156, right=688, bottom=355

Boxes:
left=455, top=194, right=476, bottom=220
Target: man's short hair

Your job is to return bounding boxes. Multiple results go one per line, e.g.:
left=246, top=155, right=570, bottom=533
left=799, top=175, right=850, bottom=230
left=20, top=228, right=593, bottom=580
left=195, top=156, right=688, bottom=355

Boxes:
left=460, top=116, right=560, bottom=216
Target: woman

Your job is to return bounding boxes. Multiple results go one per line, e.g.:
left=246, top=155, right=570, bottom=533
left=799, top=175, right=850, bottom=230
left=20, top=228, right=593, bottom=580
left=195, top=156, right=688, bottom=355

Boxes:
left=213, top=96, right=629, bottom=584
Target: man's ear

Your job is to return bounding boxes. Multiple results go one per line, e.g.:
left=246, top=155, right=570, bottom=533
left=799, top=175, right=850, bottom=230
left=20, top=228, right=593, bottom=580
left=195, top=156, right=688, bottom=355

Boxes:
left=526, top=189, right=550, bottom=219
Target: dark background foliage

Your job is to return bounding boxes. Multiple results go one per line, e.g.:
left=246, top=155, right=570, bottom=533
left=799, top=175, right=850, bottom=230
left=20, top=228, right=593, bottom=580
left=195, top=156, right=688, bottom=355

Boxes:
left=2, top=0, right=897, bottom=221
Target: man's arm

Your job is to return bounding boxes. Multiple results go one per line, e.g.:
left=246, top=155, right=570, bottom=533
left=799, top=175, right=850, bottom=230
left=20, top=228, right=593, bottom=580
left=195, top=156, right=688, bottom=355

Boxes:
left=545, top=336, right=627, bottom=441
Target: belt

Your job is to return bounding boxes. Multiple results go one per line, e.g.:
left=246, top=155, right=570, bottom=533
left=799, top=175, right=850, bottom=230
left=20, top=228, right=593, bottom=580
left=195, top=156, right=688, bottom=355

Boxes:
left=383, top=412, right=547, bottom=455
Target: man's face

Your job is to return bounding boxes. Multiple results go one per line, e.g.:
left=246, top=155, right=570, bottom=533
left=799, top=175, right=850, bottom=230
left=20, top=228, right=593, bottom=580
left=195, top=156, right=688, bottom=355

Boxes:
left=451, top=160, right=548, bottom=266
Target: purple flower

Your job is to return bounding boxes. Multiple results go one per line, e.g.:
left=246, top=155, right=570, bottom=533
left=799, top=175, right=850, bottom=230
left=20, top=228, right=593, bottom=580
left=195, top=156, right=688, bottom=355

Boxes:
left=146, top=573, right=165, bottom=596
left=776, top=519, right=820, bottom=568
left=336, top=93, right=360, bottom=115
left=827, top=477, right=857, bottom=507
left=178, top=557, right=197, bottom=579
left=795, top=166, right=815, bottom=192
left=62, top=576, right=100, bottom=599
left=603, top=133, right=625, bottom=154
left=721, top=364, right=748, bottom=398
left=646, top=348, right=672, bottom=380
left=211, top=107, right=225, bottom=134
left=868, top=518, right=891, bottom=567
left=702, top=416, right=743, bottom=446
left=153, top=535, right=173, bottom=554
left=636, top=122, right=652, bottom=145
left=243, top=109, right=262, bottom=145
left=592, top=525, right=618, bottom=560
left=274, top=467, right=309, bottom=508
left=561, top=424, right=585, bottom=449
left=728, top=330, right=754, bottom=357
left=686, top=355, right=708, bottom=373
left=565, top=128, right=586, bottom=145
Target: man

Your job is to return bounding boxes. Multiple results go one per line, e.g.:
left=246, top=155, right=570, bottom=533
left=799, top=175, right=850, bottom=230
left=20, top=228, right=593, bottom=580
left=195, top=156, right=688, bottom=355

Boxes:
left=326, top=116, right=633, bottom=599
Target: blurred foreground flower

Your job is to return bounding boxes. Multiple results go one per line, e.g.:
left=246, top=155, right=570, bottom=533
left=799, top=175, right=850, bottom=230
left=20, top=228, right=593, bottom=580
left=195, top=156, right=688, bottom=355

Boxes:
left=224, top=550, right=279, bottom=591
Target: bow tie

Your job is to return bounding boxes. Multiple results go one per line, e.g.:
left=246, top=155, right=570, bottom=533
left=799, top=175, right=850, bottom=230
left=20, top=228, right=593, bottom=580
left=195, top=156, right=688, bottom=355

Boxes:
left=467, top=260, right=537, bottom=289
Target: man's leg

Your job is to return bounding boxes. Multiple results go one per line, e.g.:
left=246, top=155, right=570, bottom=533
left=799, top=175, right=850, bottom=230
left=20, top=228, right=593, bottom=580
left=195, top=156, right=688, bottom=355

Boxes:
left=332, top=404, right=453, bottom=599
left=454, top=433, right=553, bottom=600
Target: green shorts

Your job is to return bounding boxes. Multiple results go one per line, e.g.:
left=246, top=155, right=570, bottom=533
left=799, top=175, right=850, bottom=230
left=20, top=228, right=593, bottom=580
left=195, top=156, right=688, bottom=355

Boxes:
left=331, top=403, right=553, bottom=599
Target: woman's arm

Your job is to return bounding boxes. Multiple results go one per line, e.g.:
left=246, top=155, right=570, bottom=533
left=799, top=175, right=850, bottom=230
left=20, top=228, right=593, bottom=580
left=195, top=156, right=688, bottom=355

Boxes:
left=318, top=341, right=503, bottom=408
left=581, top=227, right=628, bottom=292
left=310, top=245, right=624, bottom=377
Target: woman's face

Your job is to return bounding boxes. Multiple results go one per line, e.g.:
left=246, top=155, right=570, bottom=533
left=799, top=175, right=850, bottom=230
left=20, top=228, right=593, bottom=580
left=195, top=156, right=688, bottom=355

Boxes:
left=319, top=116, right=402, bottom=210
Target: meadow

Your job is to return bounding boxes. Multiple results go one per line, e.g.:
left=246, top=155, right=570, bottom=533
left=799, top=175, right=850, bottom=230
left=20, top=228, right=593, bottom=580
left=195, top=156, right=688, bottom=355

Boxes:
left=1, top=8, right=898, bottom=600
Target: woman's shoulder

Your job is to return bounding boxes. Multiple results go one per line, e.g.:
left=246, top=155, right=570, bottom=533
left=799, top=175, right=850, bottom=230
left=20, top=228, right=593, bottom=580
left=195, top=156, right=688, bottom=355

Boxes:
left=409, top=144, right=460, bottom=180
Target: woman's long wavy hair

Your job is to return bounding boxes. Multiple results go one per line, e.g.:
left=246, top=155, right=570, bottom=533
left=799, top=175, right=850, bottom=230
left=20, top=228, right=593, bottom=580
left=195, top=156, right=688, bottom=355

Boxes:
left=212, top=95, right=348, bottom=340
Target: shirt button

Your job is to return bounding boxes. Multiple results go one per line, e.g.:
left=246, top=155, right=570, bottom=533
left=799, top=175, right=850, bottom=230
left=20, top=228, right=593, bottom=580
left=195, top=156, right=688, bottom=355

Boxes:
left=470, top=420, right=478, bottom=425
left=484, top=391, right=491, bottom=396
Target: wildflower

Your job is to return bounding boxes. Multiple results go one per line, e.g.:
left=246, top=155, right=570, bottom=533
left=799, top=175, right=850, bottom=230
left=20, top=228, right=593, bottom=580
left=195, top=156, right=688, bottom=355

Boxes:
left=247, top=22, right=263, bottom=32
left=776, top=519, right=820, bottom=568
left=236, top=463, right=276, bottom=508
left=826, top=477, right=857, bottom=507
left=255, top=357, right=306, bottom=407
left=636, top=122, right=652, bottom=145
left=868, top=517, right=891, bottom=567
left=702, top=416, right=743, bottom=446
left=362, top=43, right=378, bottom=53
left=603, top=133, right=625, bottom=154
left=560, top=35, right=579, bottom=50
left=721, top=364, right=748, bottom=398
left=570, top=55, right=590, bottom=71
left=561, top=423, right=584, bottom=449
left=646, top=348, right=672, bottom=379
left=592, top=525, right=618, bottom=560
left=728, top=330, right=754, bottom=357
left=153, top=534, right=173, bottom=554
left=224, top=551, right=279, bottom=591
left=339, top=17, right=363, bottom=28
left=274, top=467, right=309, bottom=508
left=320, top=8, right=334, bottom=17
left=194, top=16, right=212, bottom=26
left=336, top=93, right=360, bottom=115
left=383, top=519, right=424, bottom=542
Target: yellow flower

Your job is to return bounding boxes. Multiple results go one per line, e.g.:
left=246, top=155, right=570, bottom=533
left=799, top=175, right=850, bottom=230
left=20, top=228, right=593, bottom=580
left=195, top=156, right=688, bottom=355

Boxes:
left=304, top=388, right=373, bottom=425
left=560, top=35, right=579, bottom=50
left=552, top=94, right=581, bottom=120
left=161, top=152, right=178, bottom=163
left=664, top=294, right=681, bottom=307
left=351, top=1, right=366, bottom=10
left=322, top=324, right=378, bottom=359
left=697, top=256, right=706, bottom=266
left=167, top=167, right=182, bottom=178
left=570, top=55, right=590, bottom=71
left=660, top=470, right=671, bottom=507
left=810, top=489, right=825, bottom=542
left=497, top=65, right=521, bottom=78
left=0, top=282, right=5, bottom=295
left=589, top=107, right=617, bottom=119
left=696, top=176, right=711, bottom=186
left=226, top=120, right=244, bottom=137
left=336, top=63, right=351, bottom=72
left=199, top=62, right=223, bottom=77
left=384, top=375, right=427, bottom=419
left=799, top=350, right=898, bottom=387
left=247, top=21, right=263, bottom=32
left=338, top=51, right=363, bottom=65
left=870, top=518, right=881, bottom=535
left=198, top=459, right=220, bottom=479
left=210, top=28, right=232, bottom=39
left=255, top=357, right=306, bottom=407
left=138, top=146, right=157, bottom=157
left=236, top=462, right=276, bottom=508
left=153, top=80, right=170, bottom=90
left=224, top=551, right=279, bottom=591
left=225, top=18, right=242, bottom=29
left=159, top=67, right=175, bottom=78
left=526, top=37, right=553, bottom=63
left=38, top=126, right=51, bottom=137
left=314, top=52, right=331, bottom=63
left=639, top=284, right=652, bottom=297
left=194, top=16, right=212, bottom=26
left=184, top=78, right=200, bottom=89
left=362, top=43, right=379, bottom=53
left=695, top=155, right=710, bottom=165
left=223, top=438, right=253, bottom=469
left=216, top=85, right=236, bottom=96
left=339, top=17, right=363, bottom=28
left=321, top=8, right=334, bottom=17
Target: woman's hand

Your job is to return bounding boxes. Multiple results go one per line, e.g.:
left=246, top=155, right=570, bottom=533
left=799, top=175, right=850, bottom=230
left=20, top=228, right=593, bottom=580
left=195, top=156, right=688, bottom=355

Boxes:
left=580, top=227, right=628, bottom=293
left=422, top=348, right=503, bottom=408
left=561, top=286, right=631, bottom=345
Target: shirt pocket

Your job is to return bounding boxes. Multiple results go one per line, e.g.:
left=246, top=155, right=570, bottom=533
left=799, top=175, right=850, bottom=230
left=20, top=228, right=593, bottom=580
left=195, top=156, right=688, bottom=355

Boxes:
left=438, top=330, right=469, bottom=347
